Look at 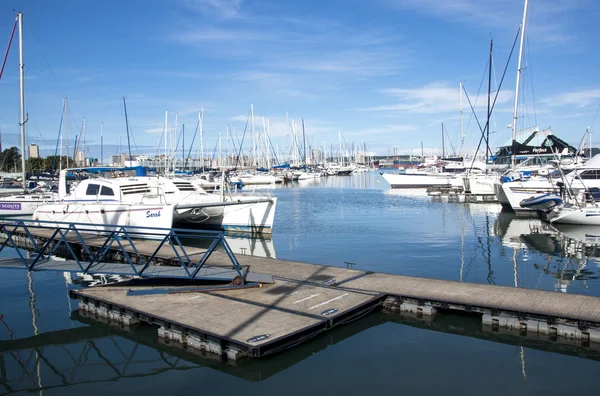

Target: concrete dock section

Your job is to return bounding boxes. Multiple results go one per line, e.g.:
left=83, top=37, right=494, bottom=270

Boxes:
left=73, top=278, right=383, bottom=359
left=3, top=222, right=600, bottom=361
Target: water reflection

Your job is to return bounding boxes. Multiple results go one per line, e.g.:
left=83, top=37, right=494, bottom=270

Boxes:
left=2, top=309, right=599, bottom=394
left=494, top=212, right=600, bottom=293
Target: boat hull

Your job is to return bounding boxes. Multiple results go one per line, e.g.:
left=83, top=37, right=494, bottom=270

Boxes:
left=381, top=173, right=462, bottom=189
left=463, top=173, right=498, bottom=195
left=173, top=197, right=277, bottom=234
left=0, top=193, right=57, bottom=217
left=33, top=202, right=175, bottom=236
left=549, top=205, right=600, bottom=225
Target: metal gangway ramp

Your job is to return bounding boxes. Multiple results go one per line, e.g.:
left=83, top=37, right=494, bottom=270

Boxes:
left=0, top=219, right=273, bottom=284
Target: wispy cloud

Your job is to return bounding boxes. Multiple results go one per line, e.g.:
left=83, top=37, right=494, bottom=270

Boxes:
left=144, top=126, right=166, bottom=134
left=540, top=89, right=600, bottom=108
left=171, top=27, right=271, bottom=43
left=380, top=0, right=580, bottom=45
left=359, top=82, right=513, bottom=114
left=180, top=0, right=243, bottom=19
left=347, top=124, right=418, bottom=137
left=236, top=71, right=323, bottom=100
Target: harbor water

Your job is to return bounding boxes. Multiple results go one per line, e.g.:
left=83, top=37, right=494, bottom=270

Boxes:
left=1, top=172, right=600, bottom=395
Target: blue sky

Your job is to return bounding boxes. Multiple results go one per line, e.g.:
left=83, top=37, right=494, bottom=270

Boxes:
left=0, top=0, right=599, bottom=161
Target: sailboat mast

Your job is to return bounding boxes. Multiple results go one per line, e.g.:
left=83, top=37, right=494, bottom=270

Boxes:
left=82, top=116, right=86, bottom=166
left=18, top=12, right=26, bottom=189
left=486, top=39, right=493, bottom=159
left=164, top=110, right=168, bottom=173
left=123, top=97, right=132, bottom=165
left=199, top=108, right=204, bottom=171
left=65, top=97, right=69, bottom=168
left=251, top=104, right=255, bottom=168
left=441, top=122, right=445, bottom=158
left=459, top=81, right=464, bottom=156
left=302, top=119, right=307, bottom=166
left=100, top=122, right=103, bottom=166
left=338, top=130, right=342, bottom=165
left=511, top=0, right=529, bottom=167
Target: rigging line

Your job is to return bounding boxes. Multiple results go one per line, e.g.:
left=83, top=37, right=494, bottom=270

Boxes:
left=234, top=111, right=250, bottom=168
left=526, top=33, right=538, bottom=127
left=589, top=103, right=600, bottom=133
left=464, top=51, right=491, bottom=149
left=27, top=24, right=88, bottom=144
left=468, top=27, right=521, bottom=163
left=52, top=106, right=64, bottom=174
left=25, top=24, right=67, bottom=100
left=0, top=15, right=17, bottom=80
left=184, top=119, right=200, bottom=170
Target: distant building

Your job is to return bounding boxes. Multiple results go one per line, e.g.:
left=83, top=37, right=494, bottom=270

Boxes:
left=28, top=144, right=39, bottom=158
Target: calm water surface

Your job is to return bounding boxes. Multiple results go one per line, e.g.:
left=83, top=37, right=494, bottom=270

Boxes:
left=1, top=172, right=600, bottom=395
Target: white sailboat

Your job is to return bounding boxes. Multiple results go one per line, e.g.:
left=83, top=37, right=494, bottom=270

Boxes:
left=0, top=12, right=57, bottom=217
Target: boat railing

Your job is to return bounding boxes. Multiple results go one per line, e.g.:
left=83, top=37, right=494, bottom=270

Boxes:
left=0, top=219, right=256, bottom=283
left=139, top=185, right=169, bottom=205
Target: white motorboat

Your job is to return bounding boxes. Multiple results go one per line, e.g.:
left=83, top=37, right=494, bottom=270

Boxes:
left=498, top=154, right=600, bottom=213
left=238, top=173, right=283, bottom=185
left=380, top=167, right=465, bottom=189
left=34, top=168, right=278, bottom=235
left=297, top=171, right=321, bottom=180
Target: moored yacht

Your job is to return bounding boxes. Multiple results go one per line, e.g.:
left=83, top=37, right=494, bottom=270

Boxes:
left=33, top=167, right=278, bottom=235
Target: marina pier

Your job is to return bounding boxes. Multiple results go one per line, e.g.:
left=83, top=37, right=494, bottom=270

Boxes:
left=1, top=219, right=599, bottom=361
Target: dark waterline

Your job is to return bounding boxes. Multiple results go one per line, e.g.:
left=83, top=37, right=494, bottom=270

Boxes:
left=1, top=172, right=600, bottom=395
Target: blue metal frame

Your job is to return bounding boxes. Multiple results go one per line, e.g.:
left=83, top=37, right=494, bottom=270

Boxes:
left=0, top=219, right=246, bottom=281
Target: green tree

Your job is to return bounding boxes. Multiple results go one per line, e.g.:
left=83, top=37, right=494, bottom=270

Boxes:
left=0, top=147, right=22, bottom=172
left=26, top=157, right=45, bottom=173
left=43, top=156, right=71, bottom=173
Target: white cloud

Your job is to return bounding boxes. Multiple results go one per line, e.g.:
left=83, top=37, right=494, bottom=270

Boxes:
left=540, top=89, right=600, bottom=108
left=359, top=82, right=513, bottom=114
left=236, top=71, right=322, bottom=100
left=380, top=0, right=580, bottom=45
left=171, top=27, right=270, bottom=43
left=180, top=0, right=243, bottom=19
left=144, top=126, right=165, bottom=134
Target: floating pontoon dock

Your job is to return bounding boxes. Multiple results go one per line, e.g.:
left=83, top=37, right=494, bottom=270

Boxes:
left=1, top=220, right=599, bottom=360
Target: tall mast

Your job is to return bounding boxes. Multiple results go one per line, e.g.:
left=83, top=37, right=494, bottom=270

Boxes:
left=226, top=125, right=230, bottom=168
left=218, top=131, right=222, bottom=169
left=173, top=112, right=178, bottom=169
left=18, top=12, right=26, bottom=188
left=251, top=104, right=255, bottom=167
left=123, top=97, right=132, bottom=165
left=302, top=119, right=307, bottom=166
left=338, top=130, right=342, bottom=165
left=59, top=133, right=62, bottom=173
left=459, top=81, right=464, bottom=156
left=511, top=0, right=529, bottom=167
left=486, top=39, right=493, bottom=160
left=441, top=122, right=445, bottom=158
left=199, top=108, right=204, bottom=171
left=164, top=110, right=168, bottom=173
left=100, top=122, right=103, bottom=166
left=82, top=116, right=86, bottom=166
left=65, top=97, right=69, bottom=168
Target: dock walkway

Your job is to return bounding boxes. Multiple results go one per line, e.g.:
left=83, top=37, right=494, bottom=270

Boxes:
left=2, top=224, right=600, bottom=360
